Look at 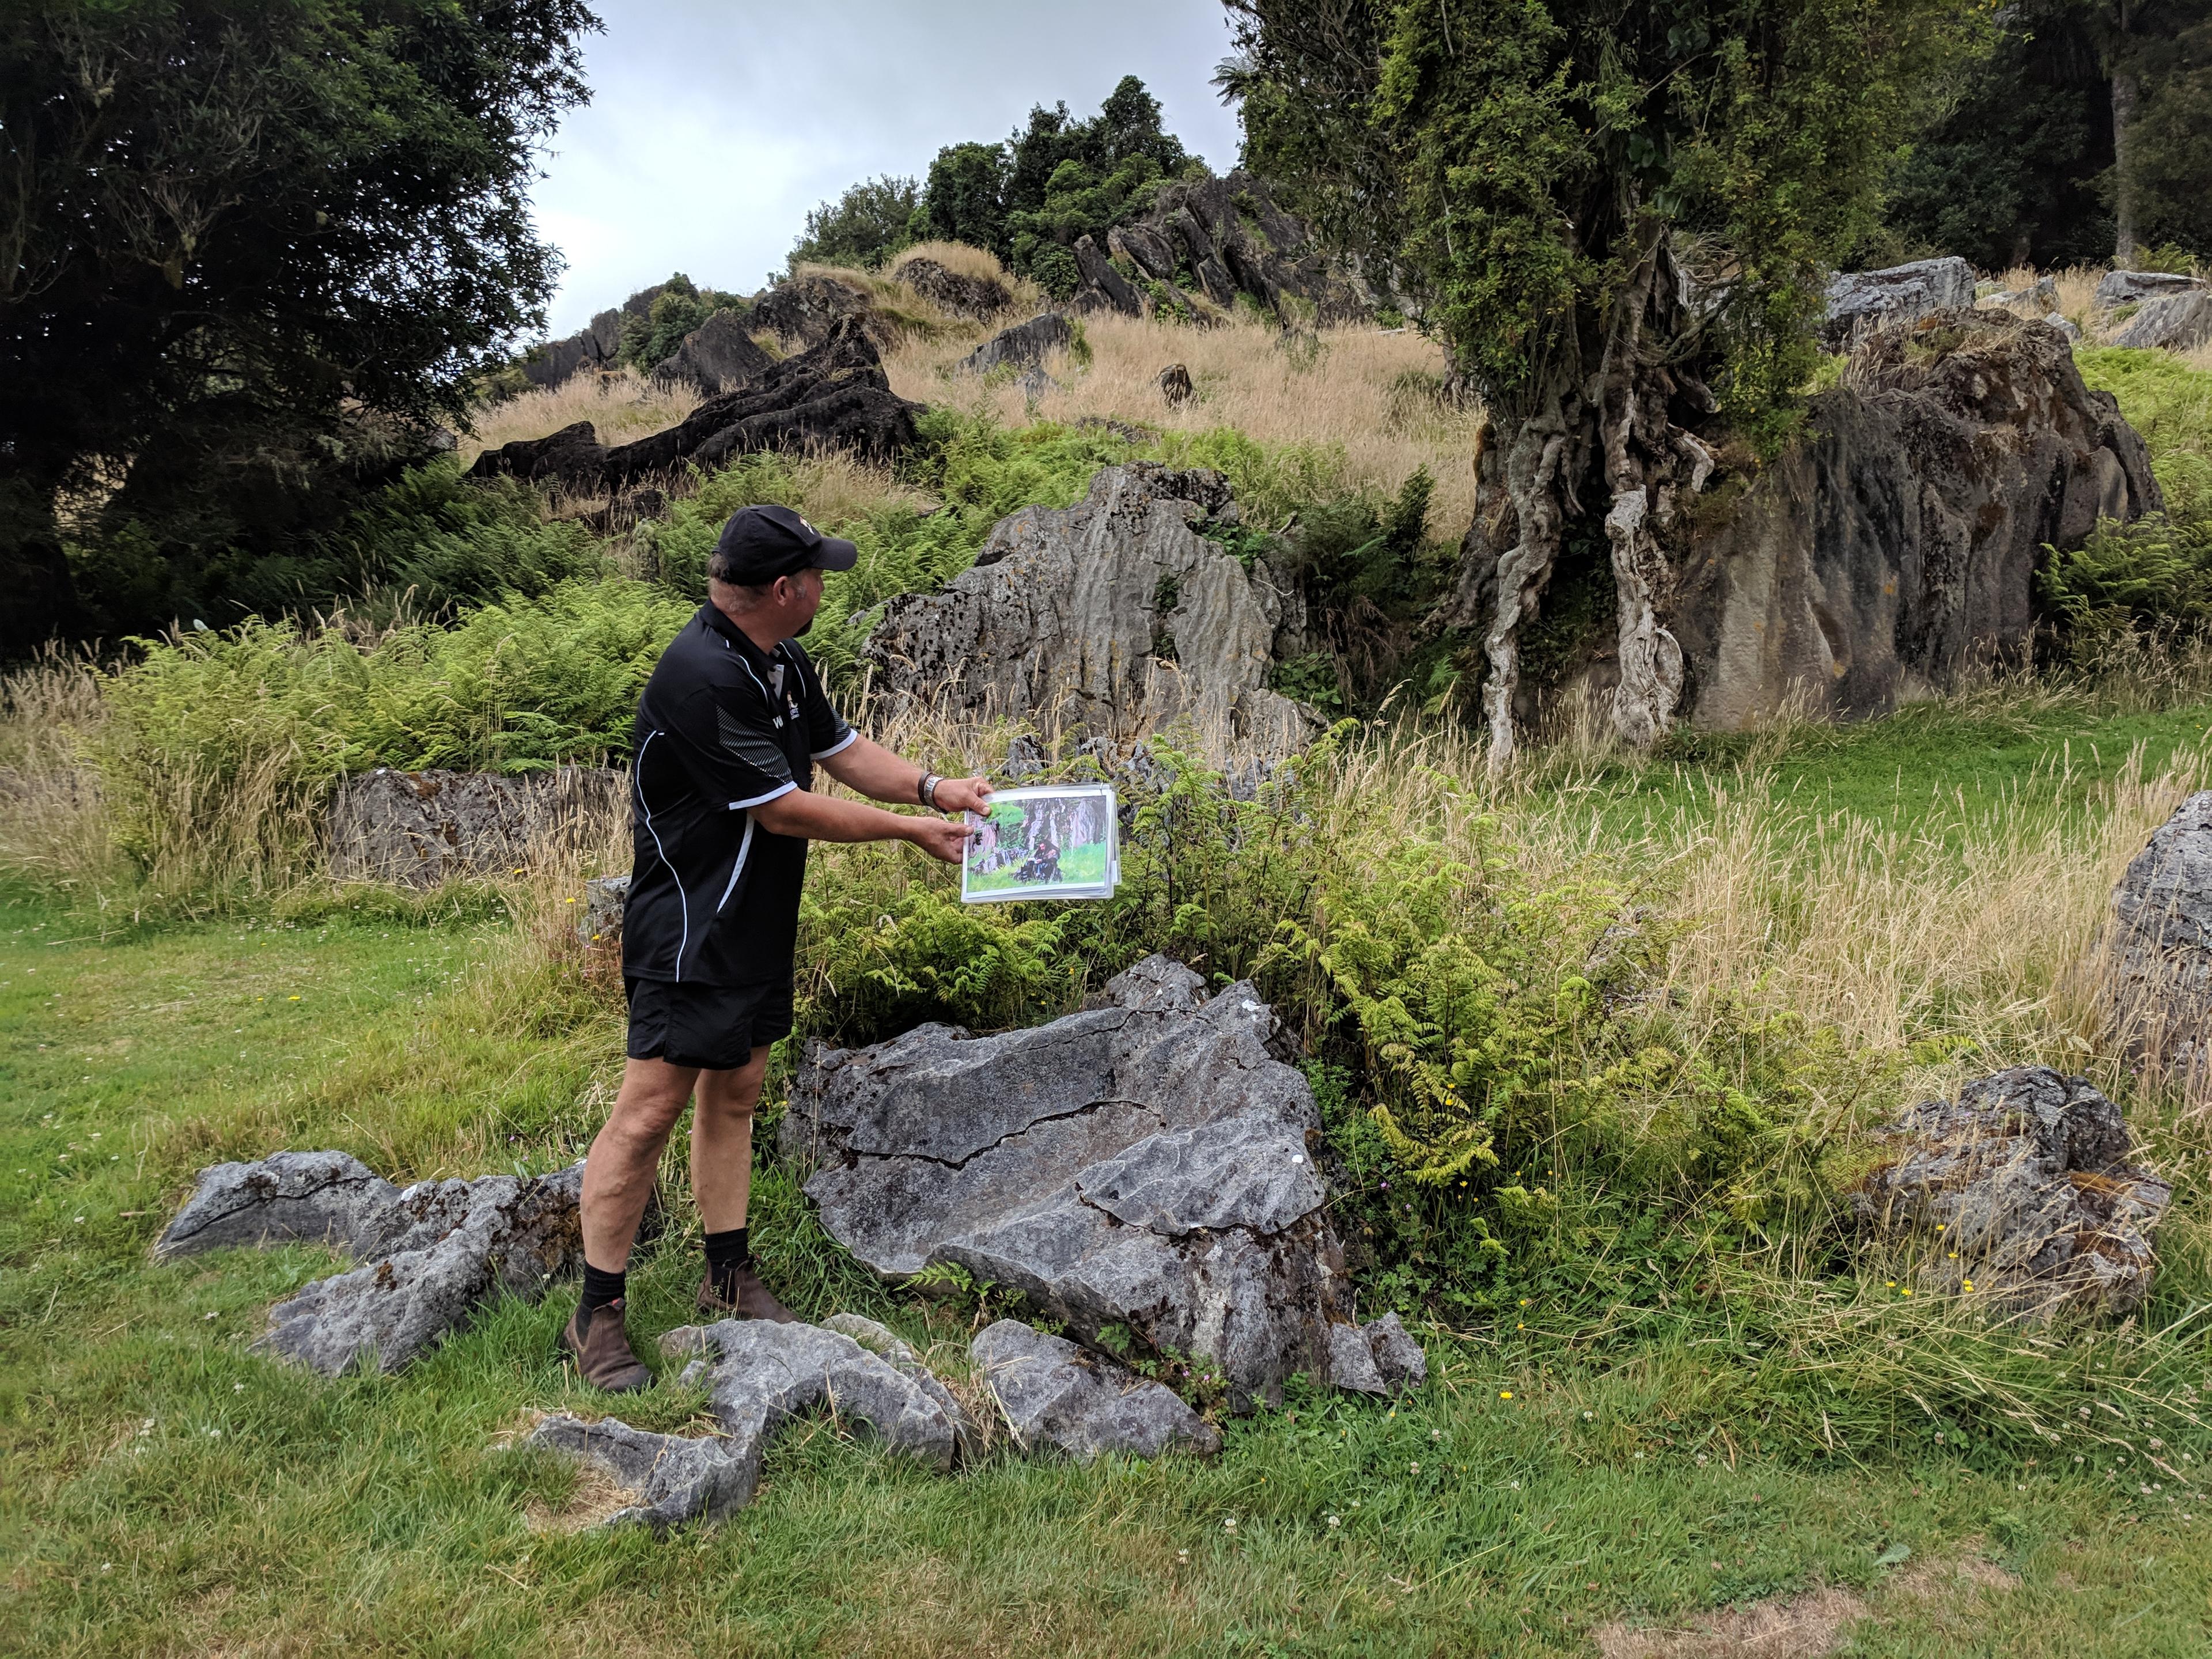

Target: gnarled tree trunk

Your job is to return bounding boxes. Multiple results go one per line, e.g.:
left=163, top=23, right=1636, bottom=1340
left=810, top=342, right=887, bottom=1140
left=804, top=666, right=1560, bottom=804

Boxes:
left=1446, top=222, right=1717, bottom=775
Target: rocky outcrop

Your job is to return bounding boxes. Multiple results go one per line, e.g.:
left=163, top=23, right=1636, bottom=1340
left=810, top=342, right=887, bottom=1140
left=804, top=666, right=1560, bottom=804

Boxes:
left=779, top=956, right=1355, bottom=1408
left=957, top=312, right=1073, bottom=377
left=522, top=1415, right=758, bottom=1531
left=896, top=256, right=1012, bottom=320
left=324, top=767, right=623, bottom=888
left=521, top=305, right=626, bottom=389
left=749, top=272, right=876, bottom=351
left=971, top=1320, right=1222, bottom=1460
left=2096, top=270, right=2205, bottom=311
left=158, top=1152, right=585, bottom=1374
left=861, top=463, right=1317, bottom=762
left=1668, top=312, right=2162, bottom=730
left=1072, top=234, right=1145, bottom=316
left=652, top=309, right=775, bottom=393
left=2104, top=792, right=2212, bottom=1093
left=2107, top=291, right=2212, bottom=353
left=469, top=319, right=925, bottom=491
left=1820, top=257, right=1975, bottom=350
left=1854, top=1067, right=2172, bottom=1318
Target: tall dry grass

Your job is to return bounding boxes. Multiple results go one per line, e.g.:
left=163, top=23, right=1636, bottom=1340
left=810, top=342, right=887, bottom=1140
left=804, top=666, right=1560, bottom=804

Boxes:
left=0, top=650, right=117, bottom=896
left=459, top=368, right=699, bottom=465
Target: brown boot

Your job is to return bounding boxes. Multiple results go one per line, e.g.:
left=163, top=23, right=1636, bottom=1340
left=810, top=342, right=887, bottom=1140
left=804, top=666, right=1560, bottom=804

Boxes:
left=697, top=1266, right=797, bottom=1323
left=558, top=1297, right=653, bottom=1393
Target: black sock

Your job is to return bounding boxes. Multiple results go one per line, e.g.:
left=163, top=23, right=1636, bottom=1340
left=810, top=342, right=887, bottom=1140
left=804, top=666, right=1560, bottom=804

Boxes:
left=578, top=1262, right=626, bottom=1333
left=704, top=1227, right=750, bottom=1298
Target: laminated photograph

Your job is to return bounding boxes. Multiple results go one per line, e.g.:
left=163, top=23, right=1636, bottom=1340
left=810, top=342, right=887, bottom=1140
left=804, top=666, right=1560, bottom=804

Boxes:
left=961, top=784, right=1120, bottom=903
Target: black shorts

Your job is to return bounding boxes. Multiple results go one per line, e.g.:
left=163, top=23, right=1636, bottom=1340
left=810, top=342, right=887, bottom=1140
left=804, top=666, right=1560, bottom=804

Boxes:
left=624, top=975, right=793, bottom=1071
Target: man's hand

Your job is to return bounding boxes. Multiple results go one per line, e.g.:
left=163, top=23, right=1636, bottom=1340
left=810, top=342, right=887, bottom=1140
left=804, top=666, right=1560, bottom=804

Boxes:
left=907, top=815, right=971, bottom=863
left=931, top=775, right=993, bottom=815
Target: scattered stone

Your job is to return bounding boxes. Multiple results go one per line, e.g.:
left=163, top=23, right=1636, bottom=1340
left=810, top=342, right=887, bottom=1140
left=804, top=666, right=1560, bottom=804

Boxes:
left=748, top=271, right=876, bottom=350
left=2104, top=791, right=2212, bottom=1093
left=1071, top=234, right=1145, bottom=316
left=457, top=420, right=608, bottom=489
left=664, top=1318, right=965, bottom=1472
left=1854, top=1066, right=2172, bottom=1317
left=2046, top=310, right=2083, bottom=343
left=652, top=308, right=774, bottom=394
left=1324, top=1322, right=1386, bottom=1393
left=156, top=1149, right=400, bottom=1260
left=970, top=1320, right=1222, bottom=1460
left=820, top=1312, right=982, bottom=1460
left=957, top=312, right=1073, bottom=377
left=579, top=873, right=629, bottom=948
left=1819, top=256, right=1975, bottom=350
left=1985, top=276, right=2058, bottom=310
left=324, top=767, right=624, bottom=888
left=2095, top=269, right=2205, bottom=311
left=781, top=955, right=1351, bottom=1407
left=522, top=1414, right=758, bottom=1530
left=1158, top=363, right=1194, bottom=406
left=861, top=463, right=1319, bottom=764
left=896, top=256, right=1011, bottom=320
left=1323, top=1313, right=1427, bottom=1395
left=2107, top=290, right=2212, bottom=353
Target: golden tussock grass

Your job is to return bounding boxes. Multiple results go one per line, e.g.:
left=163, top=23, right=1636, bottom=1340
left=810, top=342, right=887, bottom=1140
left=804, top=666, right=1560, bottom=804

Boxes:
left=885, top=310, right=1484, bottom=536
left=459, top=368, right=699, bottom=465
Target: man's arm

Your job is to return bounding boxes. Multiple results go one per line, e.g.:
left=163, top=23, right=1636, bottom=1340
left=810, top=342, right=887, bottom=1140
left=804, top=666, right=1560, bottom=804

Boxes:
left=818, top=733, right=992, bottom=816
left=752, top=787, right=970, bottom=862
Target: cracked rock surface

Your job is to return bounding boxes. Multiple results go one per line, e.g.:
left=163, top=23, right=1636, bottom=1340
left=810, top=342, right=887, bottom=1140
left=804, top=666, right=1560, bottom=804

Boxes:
left=524, top=1415, right=759, bottom=1530
left=2104, top=791, right=2212, bottom=1093
left=662, top=1318, right=966, bottom=1472
left=159, top=1152, right=585, bottom=1374
left=971, top=1319, right=1221, bottom=1460
left=1325, top=1313, right=1428, bottom=1396
left=780, top=955, right=1351, bottom=1407
left=1855, top=1066, right=2172, bottom=1317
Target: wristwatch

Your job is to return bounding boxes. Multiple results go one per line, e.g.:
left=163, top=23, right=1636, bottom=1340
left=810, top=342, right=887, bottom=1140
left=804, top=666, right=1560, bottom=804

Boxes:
left=918, top=771, right=942, bottom=810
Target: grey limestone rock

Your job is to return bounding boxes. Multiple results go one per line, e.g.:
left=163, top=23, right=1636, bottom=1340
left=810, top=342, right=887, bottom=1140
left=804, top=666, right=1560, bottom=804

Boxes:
left=957, top=312, right=1073, bottom=377
left=523, top=1414, right=759, bottom=1530
left=653, top=308, right=774, bottom=393
left=1072, top=234, right=1145, bottom=316
left=821, top=1312, right=983, bottom=1461
left=156, top=1149, right=400, bottom=1260
left=2107, top=291, right=2212, bottom=353
left=2104, top=791, right=2212, bottom=1092
left=324, top=766, right=624, bottom=888
left=897, top=256, right=1012, bottom=320
left=1855, top=1067, right=2171, bottom=1317
left=861, top=463, right=1320, bottom=764
left=748, top=271, right=876, bottom=350
left=970, top=1319, right=1221, bottom=1460
left=780, top=955, right=1351, bottom=1407
left=2096, top=270, right=2205, bottom=310
left=662, top=1317, right=964, bottom=1472
left=1325, top=1322, right=1385, bottom=1394
left=1323, top=1312, right=1427, bottom=1395
left=2047, top=310, right=2084, bottom=343
left=1819, top=257, right=1975, bottom=350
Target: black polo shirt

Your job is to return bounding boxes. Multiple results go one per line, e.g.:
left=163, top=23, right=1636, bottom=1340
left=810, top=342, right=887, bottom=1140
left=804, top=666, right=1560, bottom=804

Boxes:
left=623, top=604, right=854, bottom=986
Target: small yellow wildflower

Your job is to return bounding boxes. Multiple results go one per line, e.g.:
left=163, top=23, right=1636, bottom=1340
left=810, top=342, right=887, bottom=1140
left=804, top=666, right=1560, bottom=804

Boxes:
left=1500, top=1390, right=1513, bottom=1400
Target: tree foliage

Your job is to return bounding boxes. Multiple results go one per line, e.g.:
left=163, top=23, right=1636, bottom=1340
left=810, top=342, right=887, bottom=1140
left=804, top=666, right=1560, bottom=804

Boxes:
left=0, top=0, right=599, bottom=651
left=787, top=175, right=924, bottom=272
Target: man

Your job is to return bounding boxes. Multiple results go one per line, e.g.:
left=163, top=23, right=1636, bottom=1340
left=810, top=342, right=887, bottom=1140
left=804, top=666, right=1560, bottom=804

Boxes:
left=562, top=503, right=989, bottom=1392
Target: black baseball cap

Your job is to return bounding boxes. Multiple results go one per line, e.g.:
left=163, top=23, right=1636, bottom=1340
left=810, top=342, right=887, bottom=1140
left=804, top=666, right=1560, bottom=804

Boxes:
left=708, top=504, right=859, bottom=584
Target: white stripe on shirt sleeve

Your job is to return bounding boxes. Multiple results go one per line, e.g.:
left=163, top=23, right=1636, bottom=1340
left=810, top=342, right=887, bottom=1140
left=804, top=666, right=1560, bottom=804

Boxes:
left=729, top=781, right=798, bottom=810
left=811, top=729, right=858, bottom=760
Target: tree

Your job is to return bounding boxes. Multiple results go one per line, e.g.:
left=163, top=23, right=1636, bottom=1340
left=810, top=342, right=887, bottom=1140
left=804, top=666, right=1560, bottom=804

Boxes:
left=0, top=0, right=597, bottom=651
left=919, top=141, right=1012, bottom=253
left=787, top=175, right=923, bottom=271
left=2096, top=0, right=2212, bottom=261
left=1226, top=0, right=1965, bottom=771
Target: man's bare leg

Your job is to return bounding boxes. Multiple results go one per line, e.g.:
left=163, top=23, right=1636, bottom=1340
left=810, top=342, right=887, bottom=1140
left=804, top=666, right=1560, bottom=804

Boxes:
left=691, top=1047, right=769, bottom=1232
left=580, top=1056, right=700, bottom=1271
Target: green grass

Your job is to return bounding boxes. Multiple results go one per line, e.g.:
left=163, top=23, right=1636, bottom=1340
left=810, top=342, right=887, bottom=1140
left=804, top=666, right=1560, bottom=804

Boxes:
left=7, top=693, right=2212, bottom=1656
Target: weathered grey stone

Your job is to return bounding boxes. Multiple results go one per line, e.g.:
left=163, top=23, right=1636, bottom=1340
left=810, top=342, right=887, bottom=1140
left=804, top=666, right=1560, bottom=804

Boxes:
left=971, top=1319, right=1221, bottom=1460
left=1855, top=1067, right=2171, bottom=1317
left=1108, top=224, right=1181, bottom=283
left=156, top=1150, right=400, bottom=1261
left=2046, top=311, right=2083, bottom=343
left=1669, top=312, right=2162, bottom=732
left=1986, top=276, right=2058, bottom=310
left=579, top=873, right=628, bottom=947
left=523, top=1414, right=759, bottom=1530
left=781, top=956, right=1350, bottom=1407
left=255, top=1163, right=585, bottom=1374
left=1820, top=257, right=1975, bottom=350
left=522, top=334, right=593, bottom=390
left=861, top=463, right=1319, bottom=764
left=1325, top=1322, right=1386, bottom=1393
left=896, top=256, right=1011, bottom=320
left=661, top=1317, right=964, bottom=1472
left=1073, top=234, right=1145, bottom=315
left=2107, top=291, right=2212, bottom=353
left=653, top=308, right=774, bottom=393
left=820, top=1312, right=982, bottom=1460
left=957, top=312, right=1073, bottom=377
left=325, top=767, right=624, bottom=888
left=459, top=420, right=608, bottom=488
left=2104, top=791, right=2212, bottom=1093
left=748, top=271, right=876, bottom=350
left=1098, top=170, right=1374, bottom=324
left=1363, top=1312, right=1427, bottom=1388
left=586, top=308, right=625, bottom=362
left=2096, top=270, right=2205, bottom=310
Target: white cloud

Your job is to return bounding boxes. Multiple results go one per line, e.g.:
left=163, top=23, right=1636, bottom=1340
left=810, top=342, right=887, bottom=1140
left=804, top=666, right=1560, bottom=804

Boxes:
left=527, top=0, right=1242, bottom=334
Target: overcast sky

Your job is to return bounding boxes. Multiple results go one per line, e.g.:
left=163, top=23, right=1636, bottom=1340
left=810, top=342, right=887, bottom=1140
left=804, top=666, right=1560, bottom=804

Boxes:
left=528, top=1, right=1244, bottom=336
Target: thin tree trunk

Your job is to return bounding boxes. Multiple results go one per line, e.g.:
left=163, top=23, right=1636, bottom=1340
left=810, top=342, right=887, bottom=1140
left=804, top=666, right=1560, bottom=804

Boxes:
left=2112, top=67, right=2142, bottom=267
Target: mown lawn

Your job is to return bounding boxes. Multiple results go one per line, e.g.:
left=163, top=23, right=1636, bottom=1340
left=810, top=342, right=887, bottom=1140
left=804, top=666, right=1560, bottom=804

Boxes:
left=5, top=695, right=2212, bottom=1657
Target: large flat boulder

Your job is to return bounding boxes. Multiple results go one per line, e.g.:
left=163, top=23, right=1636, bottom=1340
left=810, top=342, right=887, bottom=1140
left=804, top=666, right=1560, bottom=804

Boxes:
left=155, top=1149, right=400, bottom=1260
left=652, top=309, right=774, bottom=394
left=1671, top=312, right=2162, bottom=730
left=2096, top=270, right=2205, bottom=311
left=2104, top=791, right=2212, bottom=1094
left=861, top=463, right=1317, bottom=764
left=896, top=256, right=1011, bottom=320
left=2107, top=291, right=2212, bottom=353
left=1819, top=257, right=1975, bottom=350
left=1854, top=1067, right=2171, bottom=1318
left=957, top=312, right=1073, bottom=377
left=324, top=767, right=623, bottom=888
left=779, top=955, right=1353, bottom=1407
left=522, top=1414, right=759, bottom=1531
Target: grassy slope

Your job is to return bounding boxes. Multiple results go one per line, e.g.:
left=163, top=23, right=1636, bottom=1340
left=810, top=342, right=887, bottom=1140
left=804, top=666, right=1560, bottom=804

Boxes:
left=7, top=698, right=2212, bottom=1656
